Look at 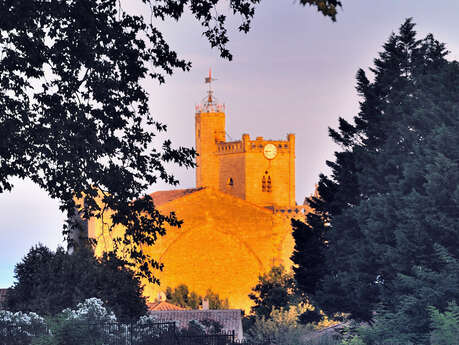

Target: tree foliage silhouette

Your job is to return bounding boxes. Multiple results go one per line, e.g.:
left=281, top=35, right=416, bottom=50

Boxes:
left=0, top=0, right=341, bottom=282
left=165, top=284, right=229, bottom=309
left=6, top=244, right=147, bottom=322
left=248, top=265, right=299, bottom=319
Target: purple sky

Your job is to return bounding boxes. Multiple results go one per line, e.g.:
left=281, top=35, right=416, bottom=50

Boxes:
left=1, top=0, right=459, bottom=288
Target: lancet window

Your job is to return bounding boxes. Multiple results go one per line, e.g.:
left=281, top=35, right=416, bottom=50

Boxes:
left=262, top=175, right=272, bottom=193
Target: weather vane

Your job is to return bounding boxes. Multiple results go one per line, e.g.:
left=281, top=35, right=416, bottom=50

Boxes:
left=196, top=68, right=224, bottom=113
left=205, top=68, right=217, bottom=104
left=205, top=68, right=217, bottom=87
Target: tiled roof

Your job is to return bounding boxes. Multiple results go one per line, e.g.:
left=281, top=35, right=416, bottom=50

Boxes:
left=147, top=301, right=186, bottom=311
left=150, top=188, right=202, bottom=207
left=149, top=309, right=244, bottom=340
left=304, top=322, right=345, bottom=342
left=0, top=289, right=9, bottom=308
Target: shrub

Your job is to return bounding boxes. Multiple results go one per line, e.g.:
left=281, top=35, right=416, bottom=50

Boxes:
left=246, top=306, right=313, bottom=345
left=178, top=318, right=224, bottom=336
left=428, top=302, right=459, bottom=345
left=340, top=335, right=366, bottom=345
left=31, top=298, right=117, bottom=345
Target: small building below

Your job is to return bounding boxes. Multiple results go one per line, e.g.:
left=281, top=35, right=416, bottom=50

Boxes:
left=0, top=289, right=8, bottom=309
left=149, top=309, right=244, bottom=341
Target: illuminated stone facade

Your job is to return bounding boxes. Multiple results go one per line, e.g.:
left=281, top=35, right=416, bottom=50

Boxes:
left=88, top=76, right=308, bottom=310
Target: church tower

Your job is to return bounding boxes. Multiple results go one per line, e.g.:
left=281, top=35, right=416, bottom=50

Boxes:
left=194, top=70, right=296, bottom=209
left=85, top=71, right=304, bottom=310
left=195, top=69, right=226, bottom=188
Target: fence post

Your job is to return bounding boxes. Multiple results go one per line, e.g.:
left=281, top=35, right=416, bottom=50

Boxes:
left=130, top=322, right=133, bottom=345
left=173, top=322, right=181, bottom=345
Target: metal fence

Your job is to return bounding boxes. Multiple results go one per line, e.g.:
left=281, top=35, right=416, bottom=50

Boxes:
left=0, top=322, right=261, bottom=345
left=0, top=321, right=178, bottom=345
left=177, top=330, right=236, bottom=345
left=0, top=323, right=48, bottom=345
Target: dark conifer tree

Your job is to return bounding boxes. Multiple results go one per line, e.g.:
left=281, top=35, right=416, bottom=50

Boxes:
left=292, top=19, right=458, bottom=342
left=351, top=63, right=459, bottom=343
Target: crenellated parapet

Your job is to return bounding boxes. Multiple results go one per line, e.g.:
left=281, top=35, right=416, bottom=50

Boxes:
left=245, top=137, right=291, bottom=153
left=216, top=141, right=243, bottom=153
left=216, top=135, right=292, bottom=155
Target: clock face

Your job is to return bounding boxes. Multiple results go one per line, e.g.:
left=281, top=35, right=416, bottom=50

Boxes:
left=263, top=143, right=278, bottom=160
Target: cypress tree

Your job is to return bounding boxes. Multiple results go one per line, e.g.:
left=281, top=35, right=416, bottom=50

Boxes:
left=292, top=19, right=458, bottom=342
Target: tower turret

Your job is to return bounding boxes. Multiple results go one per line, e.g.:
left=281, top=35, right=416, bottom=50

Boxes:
left=195, top=69, right=226, bottom=188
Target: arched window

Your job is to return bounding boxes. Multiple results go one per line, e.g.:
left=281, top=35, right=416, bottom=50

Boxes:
left=227, top=177, right=234, bottom=187
left=267, top=176, right=272, bottom=192
left=262, top=176, right=266, bottom=192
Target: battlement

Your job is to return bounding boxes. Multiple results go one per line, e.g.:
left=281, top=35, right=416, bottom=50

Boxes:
left=246, top=140, right=290, bottom=152
left=216, top=134, right=293, bottom=156
left=217, top=141, right=243, bottom=153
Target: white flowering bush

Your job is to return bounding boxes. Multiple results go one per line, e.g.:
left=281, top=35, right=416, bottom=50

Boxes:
left=32, top=298, right=118, bottom=345
left=0, top=310, right=47, bottom=345
left=1, top=298, right=177, bottom=345
left=61, top=297, right=117, bottom=323
left=0, top=310, right=46, bottom=326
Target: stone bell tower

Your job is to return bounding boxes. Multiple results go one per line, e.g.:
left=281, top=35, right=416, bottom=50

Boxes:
left=194, top=70, right=295, bottom=209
